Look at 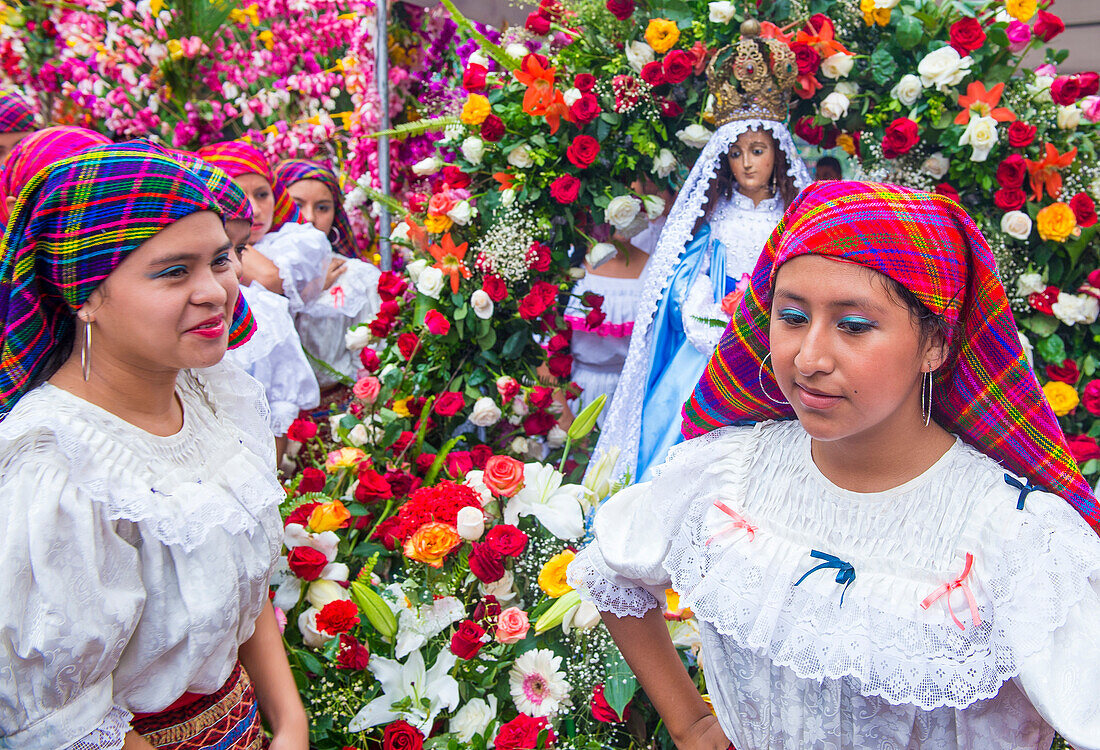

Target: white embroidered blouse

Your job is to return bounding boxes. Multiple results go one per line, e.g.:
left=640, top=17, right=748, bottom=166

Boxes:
left=568, top=420, right=1100, bottom=750
left=0, top=362, right=284, bottom=749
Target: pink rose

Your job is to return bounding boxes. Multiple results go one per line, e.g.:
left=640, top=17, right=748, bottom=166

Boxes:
left=424, top=309, right=451, bottom=336
left=1005, top=20, right=1032, bottom=53
left=495, top=606, right=530, bottom=644
left=1083, top=96, right=1100, bottom=124
left=353, top=376, right=381, bottom=404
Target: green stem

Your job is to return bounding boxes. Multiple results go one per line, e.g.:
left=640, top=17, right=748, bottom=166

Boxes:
left=438, top=0, right=519, bottom=71
left=557, top=436, right=573, bottom=473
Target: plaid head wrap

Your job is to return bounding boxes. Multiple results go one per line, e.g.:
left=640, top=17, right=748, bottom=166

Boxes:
left=0, top=139, right=257, bottom=416
left=196, top=140, right=300, bottom=232
left=275, top=158, right=360, bottom=257
left=683, top=180, right=1099, bottom=528
left=0, top=126, right=112, bottom=224
left=0, top=88, right=37, bottom=133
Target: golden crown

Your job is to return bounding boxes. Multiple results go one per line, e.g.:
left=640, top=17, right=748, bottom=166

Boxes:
left=706, top=20, right=797, bottom=126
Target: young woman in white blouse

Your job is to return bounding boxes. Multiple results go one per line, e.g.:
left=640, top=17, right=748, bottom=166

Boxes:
left=0, top=141, right=307, bottom=749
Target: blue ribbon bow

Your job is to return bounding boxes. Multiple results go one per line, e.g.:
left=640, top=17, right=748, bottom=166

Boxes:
left=795, top=550, right=856, bottom=606
left=1004, top=474, right=1039, bottom=511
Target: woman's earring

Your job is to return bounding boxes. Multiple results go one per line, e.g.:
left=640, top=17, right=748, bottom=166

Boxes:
left=328, top=225, right=342, bottom=246
left=921, top=365, right=933, bottom=427
left=758, top=353, right=790, bottom=405
left=770, top=172, right=778, bottom=195
left=81, top=321, right=92, bottom=382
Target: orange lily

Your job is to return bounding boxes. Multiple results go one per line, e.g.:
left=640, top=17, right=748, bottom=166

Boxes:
left=493, top=171, right=517, bottom=191
left=405, top=219, right=430, bottom=253
left=1027, top=143, right=1077, bottom=201
left=795, top=21, right=850, bottom=58
left=513, top=55, right=557, bottom=116
left=543, top=90, right=572, bottom=135
left=955, top=82, right=1016, bottom=125
left=428, top=233, right=471, bottom=293
left=758, top=21, right=792, bottom=44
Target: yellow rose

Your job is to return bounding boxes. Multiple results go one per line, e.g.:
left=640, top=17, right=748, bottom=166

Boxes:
left=1036, top=202, right=1077, bottom=243
left=837, top=134, right=857, bottom=156
left=1043, top=380, right=1080, bottom=416
left=393, top=397, right=413, bottom=418
left=460, top=94, right=491, bottom=126
left=424, top=213, right=453, bottom=234
left=325, top=447, right=366, bottom=473
left=403, top=522, right=463, bottom=568
left=860, top=0, right=891, bottom=26
left=309, top=499, right=351, bottom=532
left=644, top=19, right=680, bottom=54
left=538, top=550, right=576, bottom=598
left=1005, top=0, right=1037, bottom=22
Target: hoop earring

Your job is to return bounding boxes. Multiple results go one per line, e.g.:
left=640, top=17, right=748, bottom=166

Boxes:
left=757, top=353, right=789, bottom=405
left=328, top=225, right=341, bottom=246
left=921, top=366, right=933, bottom=427
left=81, top=322, right=92, bottom=382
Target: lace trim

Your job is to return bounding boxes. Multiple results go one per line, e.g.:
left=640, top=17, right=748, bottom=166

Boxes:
left=67, top=706, right=131, bottom=750
left=567, top=548, right=660, bottom=618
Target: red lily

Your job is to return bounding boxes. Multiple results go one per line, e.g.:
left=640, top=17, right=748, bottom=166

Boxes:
left=1027, top=143, right=1077, bottom=201
left=428, top=233, right=471, bottom=293
left=794, top=21, right=849, bottom=58
left=514, top=55, right=557, bottom=116
left=955, top=82, right=1016, bottom=125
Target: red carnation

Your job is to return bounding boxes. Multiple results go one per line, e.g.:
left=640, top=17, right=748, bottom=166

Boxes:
left=1071, top=192, right=1098, bottom=228
left=485, top=524, right=528, bottom=556
left=495, top=714, right=555, bottom=750
left=570, top=92, right=602, bottom=125
left=1083, top=380, right=1100, bottom=416
left=483, top=274, right=508, bottom=302
left=949, top=16, right=986, bottom=55
left=287, top=545, right=329, bottom=581
left=525, top=10, right=550, bottom=34
left=574, top=73, right=596, bottom=92
left=567, top=135, right=601, bottom=169
left=382, top=720, right=424, bottom=750
left=468, top=542, right=506, bottom=582
left=450, top=619, right=488, bottom=659
left=995, top=154, right=1028, bottom=188
left=794, top=115, right=824, bottom=145
left=591, top=684, right=629, bottom=723
left=605, top=0, right=634, bottom=21
left=359, top=347, right=380, bottom=372
left=662, top=50, right=694, bottom=84
left=316, top=599, right=360, bottom=635
left=640, top=60, right=666, bottom=86
left=424, top=309, right=451, bottom=336
left=397, top=332, right=420, bottom=360
left=993, top=187, right=1027, bottom=211
left=336, top=633, right=370, bottom=670
left=434, top=391, right=466, bottom=417
left=1077, top=72, right=1100, bottom=97
left=297, top=467, right=326, bottom=495
left=378, top=270, right=408, bottom=301
left=550, top=174, right=581, bottom=204
left=481, top=113, right=505, bottom=142
left=1007, top=121, right=1036, bottom=148
left=881, top=117, right=919, bottom=159
left=355, top=466, right=393, bottom=502
left=1034, top=9, right=1064, bottom=43
left=1046, top=359, right=1080, bottom=384
left=1051, top=75, right=1082, bottom=106
left=790, top=42, right=820, bottom=76
left=548, top=353, right=573, bottom=379
left=523, top=410, right=557, bottom=436
left=1067, top=434, right=1100, bottom=464
left=463, top=63, right=488, bottom=91
left=286, top=501, right=320, bottom=528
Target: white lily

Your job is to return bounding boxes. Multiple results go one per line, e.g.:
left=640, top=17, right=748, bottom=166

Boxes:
left=348, top=649, right=460, bottom=735
left=504, top=463, right=586, bottom=540
left=583, top=447, right=621, bottom=507
left=395, top=596, right=465, bottom=658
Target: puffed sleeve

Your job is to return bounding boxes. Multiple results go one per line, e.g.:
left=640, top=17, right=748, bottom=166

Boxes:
left=0, top=460, right=146, bottom=749
left=255, top=223, right=331, bottom=314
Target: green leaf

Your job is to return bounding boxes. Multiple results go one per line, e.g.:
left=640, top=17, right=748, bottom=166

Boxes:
left=895, top=15, right=924, bottom=50
left=602, top=644, right=637, bottom=720
left=295, top=648, right=326, bottom=675
left=478, top=327, right=497, bottom=350
left=502, top=330, right=528, bottom=359
left=1023, top=314, right=1060, bottom=337
left=870, top=46, right=899, bottom=88
left=1036, top=334, right=1067, bottom=365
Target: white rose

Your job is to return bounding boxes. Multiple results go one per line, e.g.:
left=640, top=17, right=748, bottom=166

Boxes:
left=833, top=81, right=860, bottom=97
left=1052, top=292, right=1100, bottom=326
left=642, top=194, right=666, bottom=219
left=460, top=136, right=485, bottom=166
left=346, top=423, right=368, bottom=446
left=821, top=53, right=854, bottom=79
left=1057, top=104, right=1081, bottom=130
left=547, top=425, right=568, bottom=449
left=464, top=470, right=493, bottom=505
left=479, top=569, right=517, bottom=604
left=470, top=289, right=494, bottom=319
left=958, top=115, right=998, bottom=162
left=605, top=195, right=642, bottom=232
left=1018, top=331, right=1035, bottom=370
left=1016, top=272, right=1045, bottom=296
left=411, top=156, right=443, bottom=176
left=507, top=143, right=534, bottom=169
left=676, top=123, right=712, bottom=149
left=819, top=91, right=850, bottom=121
left=891, top=73, right=923, bottom=106
left=455, top=506, right=486, bottom=541
left=510, top=436, right=529, bottom=454
left=500, top=187, right=516, bottom=206
left=297, top=607, right=334, bottom=648
left=653, top=148, right=677, bottom=178
left=405, top=258, right=428, bottom=282
left=921, top=151, right=950, bottom=179
left=450, top=697, right=498, bottom=743
left=563, top=600, right=601, bottom=632
left=563, top=87, right=581, bottom=107
left=568, top=266, right=586, bottom=279
left=446, top=200, right=473, bottom=225
left=416, top=265, right=446, bottom=299
left=1028, top=74, right=1054, bottom=103
left=874, top=0, right=901, bottom=7
left=1001, top=211, right=1033, bottom=241
left=468, top=51, right=489, bottom=68
left=584, top=242, right=617, bottom=271
left=625, top=40, right=654, bottom=73
left=505, top=42, right=528, bottom=60
left=307, top=579, right=351, bottom=609
left=917, top=47, right=972, bottom=92
left=344, top=325, right=370, bottom=351
left=708, top=1, right=736, bottom=23
left=469, top=396, right=503, bottom=427
left=390, top=220, right=412, bottom=243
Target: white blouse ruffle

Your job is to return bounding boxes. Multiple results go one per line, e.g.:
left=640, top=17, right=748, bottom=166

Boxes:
left=254, top=222, right=331, bottom=314
left=569, top=420, right=1100, bottom=750
left=0, top=361, right=284, bottom=749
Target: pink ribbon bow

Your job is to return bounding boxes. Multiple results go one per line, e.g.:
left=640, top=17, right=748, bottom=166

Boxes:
left=706, top=501, right=757, bottom=546
left=921, top=552, right=982, bottom=631
left=330, top=285, right=345, bottom=307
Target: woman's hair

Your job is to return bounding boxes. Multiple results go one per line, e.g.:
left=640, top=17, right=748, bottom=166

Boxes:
left=883, top=274, right=955, bottom=354
left=715, top=129, right=800, bottom=207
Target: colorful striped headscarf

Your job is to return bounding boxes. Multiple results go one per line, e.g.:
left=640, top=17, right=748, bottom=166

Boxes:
left=682, top=180, right=1099, bottom=528
left=0, top=88, right=36, bottom=133
left=196, top=140, right=300, bottom=232
left=0, top=126, right=111, bottom=224
left=0, top=140, right=256, bottom=415
left=275, top=158, right=359, bottom=257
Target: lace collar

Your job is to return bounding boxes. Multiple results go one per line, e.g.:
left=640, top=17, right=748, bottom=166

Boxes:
left=726, top=189, right=782, bottom=213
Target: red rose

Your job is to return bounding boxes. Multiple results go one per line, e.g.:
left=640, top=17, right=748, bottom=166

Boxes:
left=481, top=113, right=505, bottom=142
left=286, top=501, right=320, bottom=528
left=414, top=452, right=436, bottom=475
left=640, top=60, right=666, bottom=86
left=570, top=92, right=602, bottom=125
left=809, top=13, right=834, bottom=35
left=377, top=270, right=408, bottom=301
left=495, top=714, right=555, bottom=750
left=1077, top=72, right=1100, bottom=97
left=519, top=291, right=551, bottom=320
left=336, top=633, right=370, bottom=670
left=1007, top=121, right=1036, bottom=148
left=434, top=391, right=466, bottom=417
left=442, top=165, right=470, bottom=189
left=483, top=274, right=508, bottom=302
left=1046, top=359, right=1080, bottom=384
left=445, top=450, right=473, bottom=478
left=590, top=683, right=629, bottom=723
left=382, top=720, right=424, bottom=750
left=391, top=431, right=415, bottom=454
left=379, top=300, right=400, bottom=319
left=359, top=347, right=380, bottom=372
left=605, top=0, right=634, bottom=21
left=523, top=410, right=557, bottom=436
left=297, top=467, right=326, bottom=495
left=485, top=524, right=528, bottom=556
left=527, top=241, right=552, bottom=272
left=662, top=50, right=694, bottom=84
left=470, top=444, right=493, bottom=469
left=287, top=545, right=329, bottom=581
left=548, top=353, right=573, bottom=378
left=355, top=466, right=393, bottom=502
left=794, top=115, right=824, bottom=145
left=1034, top=9, right=1064, bottom=42
left=1089, top=269, right=1100, bottom=288
left=1028, top=285, right=1060, bottom=315
left=567, top=134, right=601, bottom=169
left=525, top=10, right=550, bottom=34
left=369, top=315, right=394, bottom=338
left=659, top=98, right=683, bottom=118
left=1067, top=435, right=1100, bottom=464
left=424, top=309, right=451, bottom=336
left=372, top=515, right=404, bottom=550
left=550, top=174, right=581, bottom=204
left=473, top=595, right=501, bottom=622
left=993, top=187, right=1027, bottom=211
left=450, top=619, right=488, bottom=659
left=286, top=418, right=317, bottom=442
left=547, top=333, right=570, bottom=353
left=574, top=73, right=596, bottom=92
left=521, top=52, right=550, bottom=70
left=316, top=599, right=360, bottom=635
left=531, top=281, right=558, bottom=305
left=1051, top=75, right=1082, bottom=106
left=529, top=385, right=553, bottom=408
left=881, top=117, right=919, bottom=159
left=790, top=42, right=820, bottom=76
left=934, top=183, right=960, bottom=202
left=384, top=469, right=419, bottom=497
left=397, top=332, right=420, bottom=360
left=585, top=308, right=607, bottom=328
left=468, top=542, right=506, bottom=582
left=463, top=63, right=488, bottom=91
left=995, top=154, right=1028, bottom=188
left=949, top=16, right=986, bottom=55
left=1082, top=380, right=1100, bottom=416
left=1071, top=192, right=1097, bottom=228
left=582, top=291, right=604, bottom=308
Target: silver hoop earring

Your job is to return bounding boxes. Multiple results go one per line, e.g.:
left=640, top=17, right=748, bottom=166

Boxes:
left=328, top=225, right=342, bottom=246
left=81, top=322, right=92, bottom=382
left=921, top=366, right=933, bottom=427
left=757, top=353, right=789, bottom=405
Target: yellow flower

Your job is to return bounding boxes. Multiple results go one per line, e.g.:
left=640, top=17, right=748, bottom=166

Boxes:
left=150, top=0, right=164, bottom=14
left=258, top=30, right=274, bottom=51
left=837, top=133, right=857, bottom=156
left=309, top=499, right=351, bottom=532
left=664, top=588, right=694, bottom=621
left=1043, top=380, right=1079, bottom=416
left=460, top=94, right=491, bottom=126
left=403, top=522, right=463, bottom=568
left=424, top=213, right=453, bottom=234
left=859, top=0, right=891, bottom=26
left=166, top=39, right=183, bottom=61
left=644, top=19, right=680, bottom=54
left=229, top=2, right=259, bottom=25
left=325, top=447, right=366, bottom=473
left=538, top=550, right=576, bottom=598
left=393, top=397, right=413, bottom=418
left=1036, top=202, right=1078, bottom=242
left=1005, top=0, right=1037, bottom=22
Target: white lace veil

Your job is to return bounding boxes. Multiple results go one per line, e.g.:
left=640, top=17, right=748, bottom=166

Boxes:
left=593, top=118, right=812, bottom=481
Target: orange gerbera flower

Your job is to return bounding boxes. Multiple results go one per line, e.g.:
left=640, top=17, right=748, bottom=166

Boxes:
left=513, top=55, right=557, bottom=116
left=955, top=82, right=1016, bottom=125
left=428, top=233, right=471, bottom=293
left=1027, top=143, right=1078, bottom=201
left=795, top=20, right=849, bottom=58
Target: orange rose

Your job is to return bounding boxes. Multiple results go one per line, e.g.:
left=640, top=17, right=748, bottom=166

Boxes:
left=645, top=18, right=680, bottom=54
left=403, top=522, right=463, bottom=567
left=309, top=499, right=351, bottom=532
left=1036, top=202, right=1078, bottom=242
left=484, top=455, right=525, bottom=497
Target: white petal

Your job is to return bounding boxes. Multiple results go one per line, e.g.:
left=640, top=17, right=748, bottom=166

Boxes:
left=348, top=697, right=401, bottom=732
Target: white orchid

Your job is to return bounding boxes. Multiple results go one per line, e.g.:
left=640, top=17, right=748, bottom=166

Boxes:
left=348, top=649, right=460, bottom=735
left=504, top=463, right=586, bottom=539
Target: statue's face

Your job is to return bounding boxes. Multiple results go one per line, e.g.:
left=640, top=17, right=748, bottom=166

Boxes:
left=727, top=129, right=776, bottom=197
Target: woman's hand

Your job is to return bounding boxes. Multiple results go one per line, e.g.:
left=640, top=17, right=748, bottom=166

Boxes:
left=324, top=257, right=347, bottom=290
left=241, top=248, right=284, bottom=295
left=672, top=714, right=732, bottom=750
